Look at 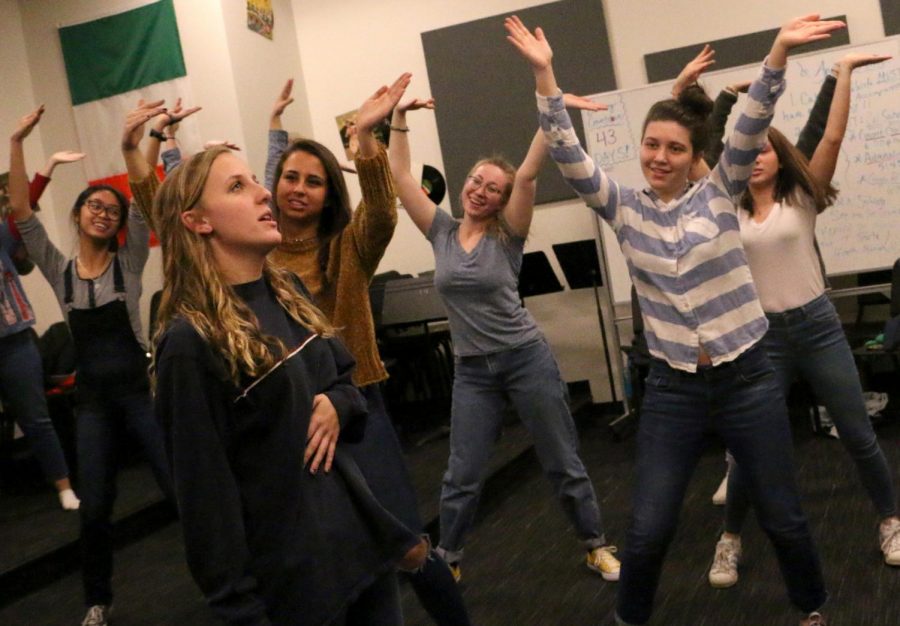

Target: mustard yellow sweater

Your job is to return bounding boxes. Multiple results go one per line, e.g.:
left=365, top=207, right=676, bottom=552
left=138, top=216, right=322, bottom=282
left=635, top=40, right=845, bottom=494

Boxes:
left=271, top=146, right=397, bottom=387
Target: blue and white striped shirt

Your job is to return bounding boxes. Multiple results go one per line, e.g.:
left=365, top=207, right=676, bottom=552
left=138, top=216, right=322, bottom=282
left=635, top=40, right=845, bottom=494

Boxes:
left=538, top=63, right=786, bottom=372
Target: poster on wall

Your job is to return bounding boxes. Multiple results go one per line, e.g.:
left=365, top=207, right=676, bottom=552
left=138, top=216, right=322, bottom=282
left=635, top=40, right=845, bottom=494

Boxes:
left=334, top=109, right=392, bottom=161
left=247, top=0, right=274, bottom=39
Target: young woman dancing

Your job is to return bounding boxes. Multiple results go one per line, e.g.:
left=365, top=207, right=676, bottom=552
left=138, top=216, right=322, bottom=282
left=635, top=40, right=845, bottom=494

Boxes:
left=388, top=84, right=620, bottom=582
left=150, top=139, right=426, bottom=625
left=705, top=51, right=897, bottom=589
left=506, top=12, right=844, bottom=626
left=263, top=77, right=471, bottom=624
left=1, top=149, right=83, bottom=511
left=9, top=105, right=174, bottom=626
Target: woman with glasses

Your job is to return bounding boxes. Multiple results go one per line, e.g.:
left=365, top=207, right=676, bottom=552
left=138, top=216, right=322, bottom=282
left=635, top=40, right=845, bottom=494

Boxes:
left=388, top=91, right=621, bottom=583
left=8, top=104, right=173, bottom=626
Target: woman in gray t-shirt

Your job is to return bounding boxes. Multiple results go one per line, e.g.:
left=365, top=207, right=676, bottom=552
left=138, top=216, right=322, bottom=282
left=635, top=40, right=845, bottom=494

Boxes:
left=388, top=94, right=621, bottom=583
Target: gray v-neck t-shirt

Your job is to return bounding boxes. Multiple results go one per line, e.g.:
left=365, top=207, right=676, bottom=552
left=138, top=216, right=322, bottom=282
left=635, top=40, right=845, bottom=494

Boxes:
left=427, top=210, right=541, bottom=356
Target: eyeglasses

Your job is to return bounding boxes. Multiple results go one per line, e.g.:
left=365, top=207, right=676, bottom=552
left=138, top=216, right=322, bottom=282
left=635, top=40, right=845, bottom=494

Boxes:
left=466, top=176, right=504, bottom=198
left=84, top=199, right=123, bottom=220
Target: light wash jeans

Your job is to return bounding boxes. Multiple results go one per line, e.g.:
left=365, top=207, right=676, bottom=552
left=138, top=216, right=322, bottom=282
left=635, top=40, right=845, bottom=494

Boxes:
left=725, top=293, right=896, bottom=534
left=437, top=338, right=605, bottom=561
left=617, top=342, right=826, bottom=624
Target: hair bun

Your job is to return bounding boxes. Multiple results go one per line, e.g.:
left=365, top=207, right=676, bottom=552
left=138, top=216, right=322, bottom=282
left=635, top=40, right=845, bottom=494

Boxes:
left=677, top=84, right=714, bottom=119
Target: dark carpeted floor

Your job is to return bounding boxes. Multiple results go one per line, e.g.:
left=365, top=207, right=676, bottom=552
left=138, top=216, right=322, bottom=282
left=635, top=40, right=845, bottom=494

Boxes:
left=3, top=400, right=900, bottom=625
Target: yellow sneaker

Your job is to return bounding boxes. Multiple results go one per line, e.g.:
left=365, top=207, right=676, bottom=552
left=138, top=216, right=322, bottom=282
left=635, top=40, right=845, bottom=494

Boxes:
left=587, top=545, right=620, bottom=581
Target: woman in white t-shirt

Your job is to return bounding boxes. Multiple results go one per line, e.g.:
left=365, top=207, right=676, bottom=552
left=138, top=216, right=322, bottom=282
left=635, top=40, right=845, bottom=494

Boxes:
left=707, top=51, right=900, bottom=591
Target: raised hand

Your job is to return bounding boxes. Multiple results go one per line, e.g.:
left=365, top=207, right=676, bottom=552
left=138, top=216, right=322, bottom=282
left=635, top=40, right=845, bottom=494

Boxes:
left=123, top=99, right=166, bottom=151
left=839, top=52, right=892, bottom=71
left=775, top=14, right=845, bottom=52
left=504, top=15, right=553, bottom=70
left=11, top=105, right=45, bottom=143
left=165, top=97, right=201, bottom=131
left=272, top=79, right=295, bottom=119
left=563, top=93, right=608, bottom=112
left=50, top=150, right=86, bottom=165
left=396, top=97, right=435, bottom=115
left=357, top=73, right=413, bottom=133
left=672, top=44, right=716, bottom=98
left=203, top=139, right=241, bottom=151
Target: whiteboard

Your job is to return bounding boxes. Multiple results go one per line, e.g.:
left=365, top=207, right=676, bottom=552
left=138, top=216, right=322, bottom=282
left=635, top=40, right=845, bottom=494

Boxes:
left=581, top=37, right=900, bottom=303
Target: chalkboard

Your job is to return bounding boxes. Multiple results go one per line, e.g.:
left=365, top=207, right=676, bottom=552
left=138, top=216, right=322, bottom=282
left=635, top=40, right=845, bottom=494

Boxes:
left=421, top=0, right=614, bottom=215
left=580, top=37, right=900, bottom=303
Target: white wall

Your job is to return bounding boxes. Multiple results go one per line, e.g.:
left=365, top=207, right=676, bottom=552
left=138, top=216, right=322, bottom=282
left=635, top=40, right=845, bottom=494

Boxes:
left=1, top=0, right=64, bottom=331
left=4, top=0, right=890, bottom=400
left=8, top=0, right=311, bottom=340
left=287, top=0, right=890, bottom=401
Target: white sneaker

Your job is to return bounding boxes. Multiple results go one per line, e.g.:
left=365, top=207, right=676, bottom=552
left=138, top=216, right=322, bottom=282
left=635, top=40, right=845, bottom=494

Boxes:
left=711, top=474, right=728, bottom=506
left=708, top=534, right=741, bottom=588
left=59, top=488, right=80, bottom=510
left=880, top=518, right=900, bottom=565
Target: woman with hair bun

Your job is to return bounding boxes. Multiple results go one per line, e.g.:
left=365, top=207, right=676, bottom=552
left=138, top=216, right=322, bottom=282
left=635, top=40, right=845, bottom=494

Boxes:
left=507, top=12, right=844, bottom=626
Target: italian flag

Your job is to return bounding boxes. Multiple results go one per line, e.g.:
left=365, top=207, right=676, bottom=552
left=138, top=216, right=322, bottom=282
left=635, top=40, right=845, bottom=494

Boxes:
left=58, top=0, right=198, bottom=196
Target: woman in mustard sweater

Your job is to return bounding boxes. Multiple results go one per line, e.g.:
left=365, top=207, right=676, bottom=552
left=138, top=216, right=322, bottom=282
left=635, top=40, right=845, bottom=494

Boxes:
left=264, top=76, right=470, bottom=625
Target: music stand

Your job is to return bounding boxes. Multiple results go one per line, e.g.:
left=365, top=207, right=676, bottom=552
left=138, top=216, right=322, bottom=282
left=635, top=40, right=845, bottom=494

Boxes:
left=519, top=251, right=564, bottom=299
left=552, top=240, right=618, bottom=403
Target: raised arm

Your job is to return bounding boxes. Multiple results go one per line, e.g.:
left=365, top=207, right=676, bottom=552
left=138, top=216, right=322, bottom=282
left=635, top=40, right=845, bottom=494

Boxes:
left=346, top=74, right=410, bottom=272
left=703, top=81, right=750, bottom=169
left=766, top=14, right=846, bottom=70
left=715, top=14, right=845, bottom=195
left=504, top=94, right=608, bottom=236
left=807, top=52, right=891, bottom=186
left=8, top=106, right=44, bottom=224
left=264, top=80, right=294, bottom=193
left=505, top=15, right=621, bottom=221
left=122, top=99, right=167, bottom=184
left=671, top=44, right=716, bottom=99
left=388, top=97, right=438, bottom=236
left=143, top=98, right=201, bottom=170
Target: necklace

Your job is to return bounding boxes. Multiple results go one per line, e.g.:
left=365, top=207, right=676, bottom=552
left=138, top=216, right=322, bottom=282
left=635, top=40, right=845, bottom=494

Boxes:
left=282, top=234, right=319, bottom=246
left=76, top=254, right=112, bottom=281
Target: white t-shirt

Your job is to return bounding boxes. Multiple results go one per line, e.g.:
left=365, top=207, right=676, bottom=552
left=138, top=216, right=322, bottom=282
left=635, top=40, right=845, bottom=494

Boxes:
left=738, top=196, right=825, bottom=313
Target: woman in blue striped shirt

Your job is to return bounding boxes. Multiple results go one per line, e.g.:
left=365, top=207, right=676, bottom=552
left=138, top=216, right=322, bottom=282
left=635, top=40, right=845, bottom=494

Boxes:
left=507, top=13, right=844, bottom=626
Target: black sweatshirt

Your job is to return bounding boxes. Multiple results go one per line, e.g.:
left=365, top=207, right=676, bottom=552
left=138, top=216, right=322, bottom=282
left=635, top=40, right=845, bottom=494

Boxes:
left=154, top=277, right=417, bottom=625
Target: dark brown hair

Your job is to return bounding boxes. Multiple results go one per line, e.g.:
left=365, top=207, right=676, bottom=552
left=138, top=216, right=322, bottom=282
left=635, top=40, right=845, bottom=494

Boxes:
left=642, top=84, right=714, bottom=156
left=739, top=126, right=838, bottom=215
left=271, top=138, right=352, bottom=284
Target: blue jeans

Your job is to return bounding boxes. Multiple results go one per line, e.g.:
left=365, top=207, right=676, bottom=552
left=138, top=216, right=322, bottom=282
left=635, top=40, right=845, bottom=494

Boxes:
left=78, top=387, right=174, bottom=606
left=725, top=294, right=896, bottom=534
left=438, top=338, right=604, bottom=560
left=345, top=385, right=471, bottom=625
left=616, top=342, right=826, bottom=624
left=0, top=329, right=69, bottom=482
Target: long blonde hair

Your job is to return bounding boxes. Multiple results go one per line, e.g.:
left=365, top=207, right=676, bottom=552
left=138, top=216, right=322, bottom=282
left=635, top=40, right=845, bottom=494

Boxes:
left=151, top=146, right=333, bottom=383
left=464, top=156, right=516, bottom=244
